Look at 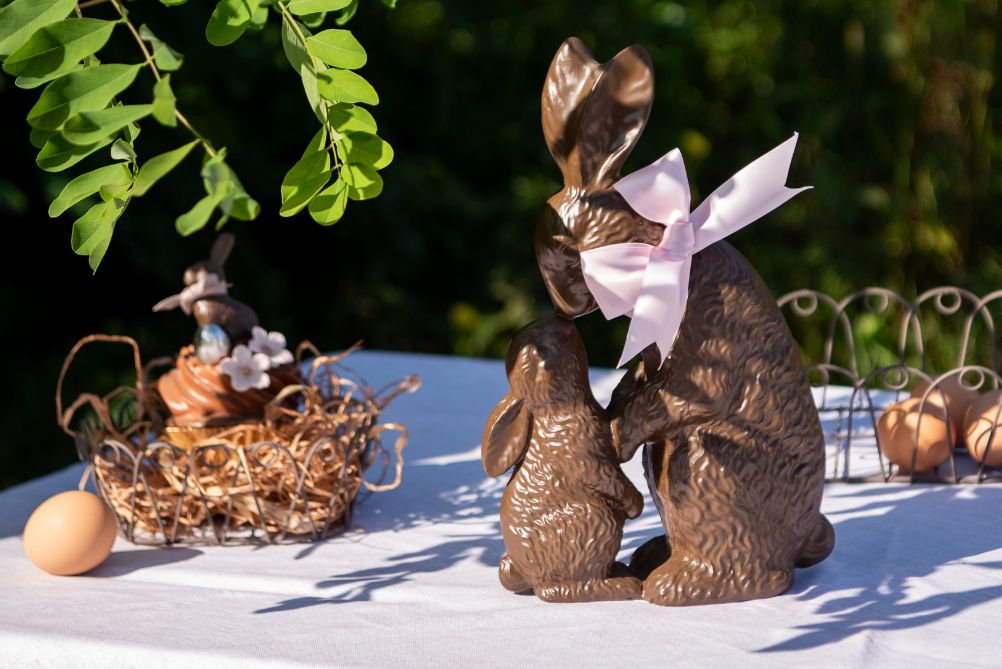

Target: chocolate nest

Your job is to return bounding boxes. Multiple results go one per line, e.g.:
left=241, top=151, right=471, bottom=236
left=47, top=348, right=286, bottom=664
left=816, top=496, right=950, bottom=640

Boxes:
left=56, top=335, right=420, bottom=545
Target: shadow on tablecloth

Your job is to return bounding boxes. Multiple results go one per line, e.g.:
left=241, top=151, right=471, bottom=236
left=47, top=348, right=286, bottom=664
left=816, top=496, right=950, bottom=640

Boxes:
left=87, top=547, right=203, bottom=577
left=253, top=453, right=510, bottom=612
left=761, top=484, right=1002, bottom=652
left=251, top=447, right=673, bottom=614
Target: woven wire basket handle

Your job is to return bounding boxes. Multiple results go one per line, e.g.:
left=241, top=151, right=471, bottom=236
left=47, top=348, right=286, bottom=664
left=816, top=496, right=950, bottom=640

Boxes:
left=55, top=334, right=147, bottom=440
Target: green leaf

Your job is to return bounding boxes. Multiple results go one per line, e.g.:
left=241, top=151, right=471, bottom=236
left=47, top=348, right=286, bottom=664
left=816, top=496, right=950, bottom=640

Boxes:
left=201, top=151, right=231, bottom=195
left=98, top=178, right=133, bottom=202
left=280, top=15, right=326, bottom=124
left=228, top=188, right=260, bottom=220
left=301, top=126, right=327, bottom=154
left=71, top=198, right=127, bottom=271
left=110, top=138, right=135, bottom=162
left=133, top=139, right=198, bottom=196
left=3, top=18, right=115, bottom=80
left=27, top=63, right=142, bottom=130
left=329, top=102, right=376, bottom=133
left=281, top=166, right=331, bottom=216
left=61, top=104, right=151, bottom=145
left=380, top=0, right=397, bottom=8
left=176, top=188, right=228, bottom=236
left=341, top=162, right=382, bottom=200
left=14, top=61, right=82, bottom=90
left=280, top=128, right=331, bottom=216
left=29, top=125, right=54, bottom=148
left=138, top=24, right=183, bottom=71
left=300, top=12, right=326, bottom=29
left=306, top=29, right=366, bottom=69
left=0, top=0, right=76, bottom=58
left=48, top=163, right=132, bottom=216
left=205, top=0, right=262, bottom=47
left=197, top=151, right=259, bottom=223
left=334, top=0, right=359, bottom=26
left=336, top=131, right=392, bottom=170
left=159, top=0, right=188, bottom=5
left=317, top=69, right=378, bottom=105
left=248, top=2, right=268, bottom=30
left=308, top=178, right=348, bottom=225
left=36, top=132, right=115, bottom=172
left=123, top=118, right=141, bottom=143
left=288, top=0, right=351, bottom=15
left=152, top=74, right=177, bottom=127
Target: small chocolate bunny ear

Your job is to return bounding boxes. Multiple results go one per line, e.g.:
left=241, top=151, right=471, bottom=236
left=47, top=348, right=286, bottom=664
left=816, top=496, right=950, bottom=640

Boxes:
left=209, top=233, right=236, bottom=268
left=482, top=394, right=531, bottom=477
left=542, top=37, right=602, bottom=179
left=575, top=44, right=654, bottom=187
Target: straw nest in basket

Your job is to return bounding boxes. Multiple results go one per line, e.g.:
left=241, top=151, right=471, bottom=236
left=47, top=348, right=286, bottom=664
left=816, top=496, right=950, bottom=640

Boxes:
left=57, top=335, right=420, bottom=545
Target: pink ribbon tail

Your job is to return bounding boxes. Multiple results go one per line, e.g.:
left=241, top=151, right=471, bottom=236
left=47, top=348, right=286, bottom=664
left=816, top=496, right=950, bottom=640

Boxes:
left=618, top=250, right=689, bottom=368
left=152, top=295, right=183, bottom=313
left=690, top=133, right=811, bottom=247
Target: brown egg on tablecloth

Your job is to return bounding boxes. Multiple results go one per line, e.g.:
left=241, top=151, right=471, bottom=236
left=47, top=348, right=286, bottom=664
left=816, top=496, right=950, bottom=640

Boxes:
left=23, top=491, right=117, bottom=576
left=911, top=377, right=979, bottom=446
left=876, top=398, right=952, bottom=473
left=963, top=390, right=1002, bottom=468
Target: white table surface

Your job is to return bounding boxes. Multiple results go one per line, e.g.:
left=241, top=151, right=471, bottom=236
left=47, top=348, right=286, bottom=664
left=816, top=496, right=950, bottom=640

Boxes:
left=1, top=351, right=1000, bottom=668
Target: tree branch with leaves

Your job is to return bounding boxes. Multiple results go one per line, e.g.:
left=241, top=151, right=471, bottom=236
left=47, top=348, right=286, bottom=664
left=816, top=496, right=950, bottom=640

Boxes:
left=0, top=0, right=396, bottom=270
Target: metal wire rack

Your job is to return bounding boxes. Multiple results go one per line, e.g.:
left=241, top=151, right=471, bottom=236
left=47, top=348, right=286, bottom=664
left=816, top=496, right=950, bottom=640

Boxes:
left=778, top=287, right=1002, bottom=484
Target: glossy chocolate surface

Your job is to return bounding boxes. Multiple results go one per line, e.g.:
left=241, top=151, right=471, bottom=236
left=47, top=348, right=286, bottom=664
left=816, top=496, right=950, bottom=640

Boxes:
left=483, top=315, right=644, bottom=602
left=610, top=242, right=834, bottom=605
left=157, top=345, right=300, bottom=426
left=485, top=37, right=834, bottom=606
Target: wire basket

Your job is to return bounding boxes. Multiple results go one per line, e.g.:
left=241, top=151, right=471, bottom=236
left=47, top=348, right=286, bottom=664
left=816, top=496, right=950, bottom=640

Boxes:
left=56, top=335, right=421, bottom=545
left=778, top=287, right=1002, bottom=484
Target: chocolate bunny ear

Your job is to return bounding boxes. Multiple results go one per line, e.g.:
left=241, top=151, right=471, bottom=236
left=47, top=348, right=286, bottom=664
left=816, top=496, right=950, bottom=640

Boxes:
left=542, top=37, right=602, bottom=178
left=573, top=44, right=654, bottom=187
left=482, top=394, right=531, bottom=477
left=209, top=233, right=235, bottom=268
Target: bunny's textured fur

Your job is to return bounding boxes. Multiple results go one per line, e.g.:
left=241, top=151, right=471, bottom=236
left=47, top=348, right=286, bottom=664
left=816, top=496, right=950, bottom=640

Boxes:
left=482, top=315, right=644, bottom=603
left=527, top=37, right=834, bottom=606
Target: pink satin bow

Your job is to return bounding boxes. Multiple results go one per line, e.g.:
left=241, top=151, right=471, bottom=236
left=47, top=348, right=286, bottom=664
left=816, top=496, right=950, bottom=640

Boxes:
left=153, top=273, right=230, bottom=315
left=580, top=133, right=810, bottom=368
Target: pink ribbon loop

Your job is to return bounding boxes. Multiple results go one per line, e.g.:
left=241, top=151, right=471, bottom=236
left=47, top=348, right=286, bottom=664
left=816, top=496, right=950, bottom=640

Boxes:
left=153, top=273, right=230, bottom=316
left=580, top=133, right=811, bottom=368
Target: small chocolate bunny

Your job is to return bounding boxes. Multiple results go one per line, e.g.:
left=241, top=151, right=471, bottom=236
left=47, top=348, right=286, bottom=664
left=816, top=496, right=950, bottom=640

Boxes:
left=153, top=233, right=259, bottom=343
left=535, top=38, right=834, bottom=605
left=482, top=315, right=644, bottom=603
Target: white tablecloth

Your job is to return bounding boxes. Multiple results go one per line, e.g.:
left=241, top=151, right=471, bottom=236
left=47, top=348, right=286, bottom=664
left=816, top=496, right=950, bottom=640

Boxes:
left=1, top=352, right=1000, bottom=668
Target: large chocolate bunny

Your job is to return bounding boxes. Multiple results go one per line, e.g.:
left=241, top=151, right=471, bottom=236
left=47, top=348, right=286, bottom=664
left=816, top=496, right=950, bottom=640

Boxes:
left=482, top=315, right=644, bottom=603
left=153, top=233, right=259, bottom=343
left=536, top=38, right=834, bottom=605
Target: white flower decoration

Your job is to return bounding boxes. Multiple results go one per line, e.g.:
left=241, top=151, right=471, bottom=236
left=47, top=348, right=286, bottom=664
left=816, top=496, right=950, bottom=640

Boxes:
left=249, top=326, right=294, bottom=367
left=219, top=345, right=271, bottom=393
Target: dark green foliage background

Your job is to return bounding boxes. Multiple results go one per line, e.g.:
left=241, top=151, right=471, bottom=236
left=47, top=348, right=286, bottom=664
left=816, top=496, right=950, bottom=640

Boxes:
left=1, top=0, right=999, bottom=488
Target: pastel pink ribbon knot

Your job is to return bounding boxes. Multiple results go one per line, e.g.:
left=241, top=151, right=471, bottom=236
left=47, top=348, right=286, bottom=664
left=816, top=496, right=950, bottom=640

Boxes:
left=152, top=273, right=230, bottom=315
left=580, top=133, right=811, bottom=368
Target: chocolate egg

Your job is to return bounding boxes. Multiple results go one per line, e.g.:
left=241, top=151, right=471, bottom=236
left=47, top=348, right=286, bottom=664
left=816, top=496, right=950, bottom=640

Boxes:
left=911, top=377, right=980, bottom=445
left=23, top=491, right=118, bottom=576
left=964, top=390, right=1002, bottom=468
left=876, top=398, right=952, bottom=473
